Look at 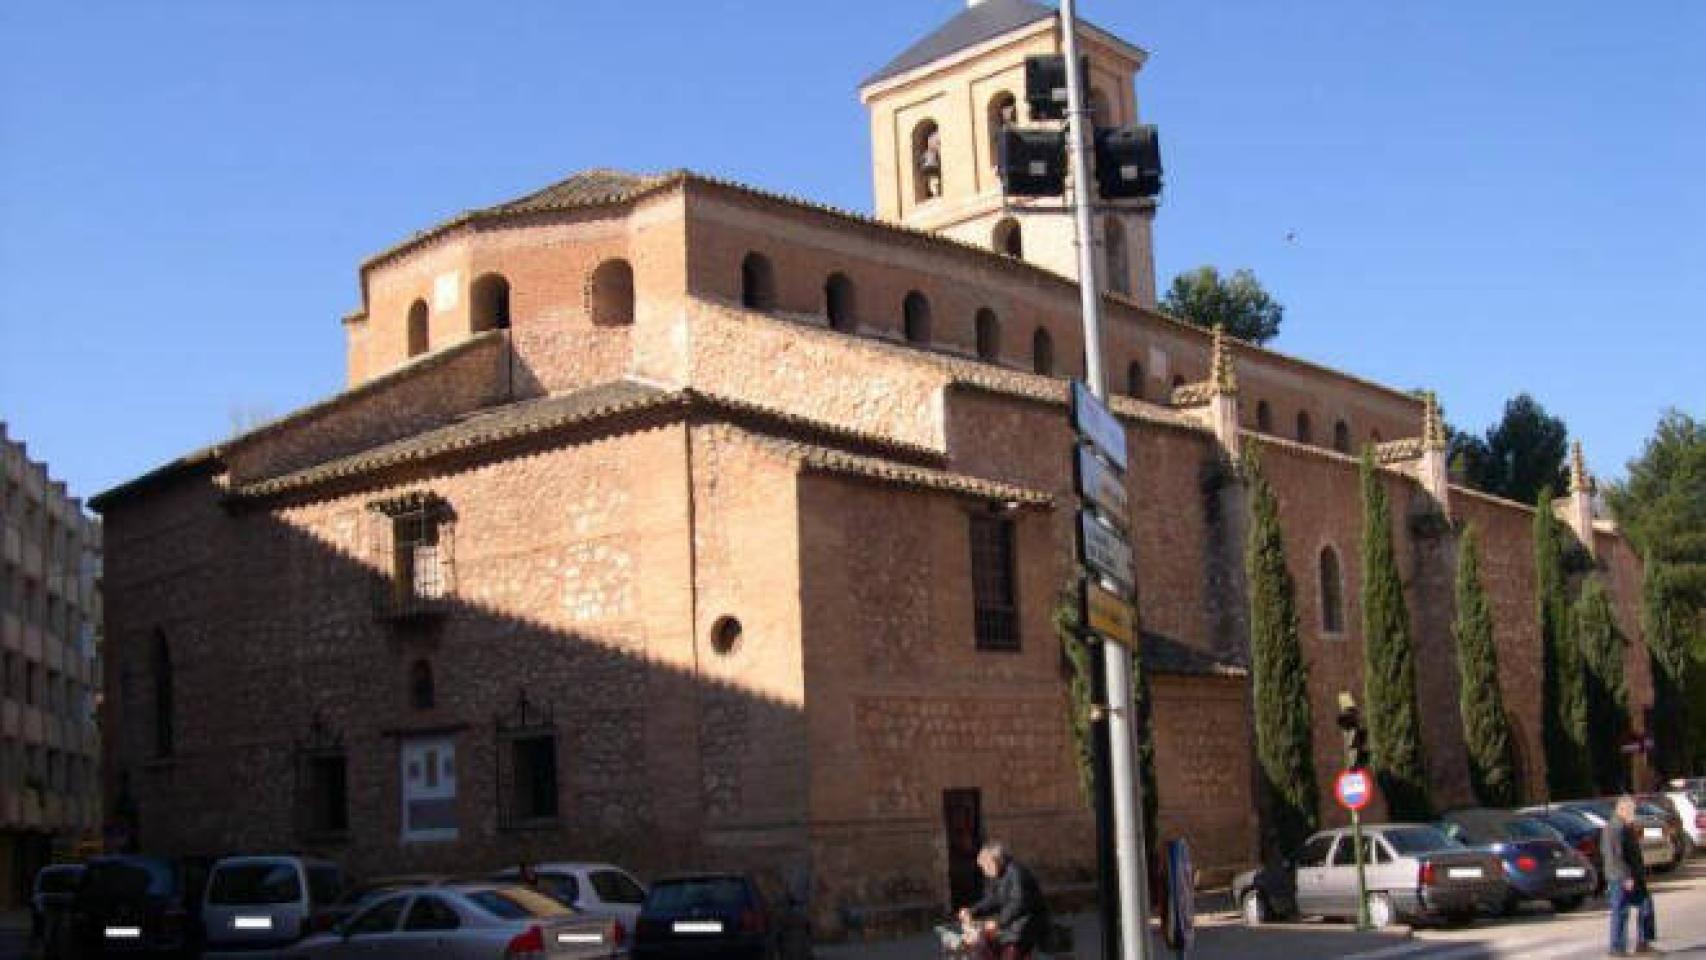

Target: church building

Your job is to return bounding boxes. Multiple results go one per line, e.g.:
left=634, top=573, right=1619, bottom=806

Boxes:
left=92, top=0, right=1650, bottom=937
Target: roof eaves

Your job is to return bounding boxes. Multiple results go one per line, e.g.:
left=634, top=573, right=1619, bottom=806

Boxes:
left=90, top=446, right=223, bottom=513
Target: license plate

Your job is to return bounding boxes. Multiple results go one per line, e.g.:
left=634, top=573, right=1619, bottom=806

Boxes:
left=673, top=920, right=724, bottom=934
left=234, top=916, right=274, bottom=930
left=105, top=926, right=142, bottom=939
left=1448, top=867, right=1483, bottom=879
left=1644, top=827, right=1664, bottom=840
left=558, top=931, right=605, bottom=944
left=1556, top=867, right=1586, bottom=878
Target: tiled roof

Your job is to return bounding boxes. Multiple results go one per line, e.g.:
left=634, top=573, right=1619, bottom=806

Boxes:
left=479, top=168, right=677, bottom=217
left=752, top=434, right=1052, bottom=506
left=861, top=0, right=1056, bottom=88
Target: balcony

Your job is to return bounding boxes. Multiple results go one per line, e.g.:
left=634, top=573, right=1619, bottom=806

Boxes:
left=21, top=538, right=43, bottom=580
left=2, top=609, right=19, bottom=652
left=1, top=521, right=18, bottom=566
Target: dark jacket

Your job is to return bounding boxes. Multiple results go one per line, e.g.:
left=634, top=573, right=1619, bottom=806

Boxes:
left=969, top=858, right=1050, bottom=948
left=1602, top=821, right=1647, bottom=891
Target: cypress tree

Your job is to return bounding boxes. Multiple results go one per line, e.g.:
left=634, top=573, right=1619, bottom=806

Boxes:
left=1453, top=525, right=1517, bottom=806
left=1360, top=451, right=1431, bottom=819
left=1577, top=577, right=1630, bottom=793
left=1535, top=487, right=1591, bottom=797
left=1644, top=564, right=1693, bottom=780
left=1245, top=449, right=1318, bottom=861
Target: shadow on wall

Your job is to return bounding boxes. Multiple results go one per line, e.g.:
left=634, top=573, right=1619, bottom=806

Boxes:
left=101, top=461, right=813, bottom=911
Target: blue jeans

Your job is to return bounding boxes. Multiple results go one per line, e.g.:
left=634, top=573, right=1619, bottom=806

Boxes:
left=1609, top=880, right=1656, bottom=952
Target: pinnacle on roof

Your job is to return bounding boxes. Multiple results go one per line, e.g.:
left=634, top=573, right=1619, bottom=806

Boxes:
left=1210, top=325, right=1238, bottom=395
left=861, top=0, right=1057, bottom=88
left=1570, top=440, right=1589, bottom=495
left=1422, top=391, right=1447, bottom=451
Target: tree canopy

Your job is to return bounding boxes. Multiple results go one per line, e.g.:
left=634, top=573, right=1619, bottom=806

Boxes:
left=1161, top=266, right=1283, bottom=345
left=1449, top=394, right=1570, bottom=505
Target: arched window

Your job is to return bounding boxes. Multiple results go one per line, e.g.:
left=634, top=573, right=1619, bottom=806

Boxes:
left=406, top=300, right=429, bottom=357
left=589, top=259, right=636, bottom=325
left=1090, top=87, right=1112, bottom=128
left=1032, top=328, right=1055, bottom=375
left=912, top=120, right=942, bottom=202
left=470, top=273, right=511, bottom=332
left=410, top=659, right=435, bottom=710
left=152, top=631, right=173, bottom=758
left=740, top=252, right=775, bottom=311
left=1296, top=411, right=1313, bottom=444
left=1319, top=547, right=1345, bottom=634
left=1331, top=420, right=1351, bottom=453
left=975, top=308, right=1000, bottom=360
left=1256, top=400, right=1273, bottom=432
left=903, top=291, right=932, bottom=344
left=1126, top=361, right=1144, bottom=397
left=987, top=92, right=1018, bottom=166
left=1104, top=217, right=1129, bottom=295
left=825, top=273, right=856, bottom=332
left=993, top=218, right=1023, bottom=258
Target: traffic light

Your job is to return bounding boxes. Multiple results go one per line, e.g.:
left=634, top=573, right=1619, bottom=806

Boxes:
left=1337, top=691, right=1370, bottom=770
left=1095, top=125, right=1163, bottom=199
left=1023, top=54, right=1089, bottom=121
left=998, top=128, right=1067, bottom=197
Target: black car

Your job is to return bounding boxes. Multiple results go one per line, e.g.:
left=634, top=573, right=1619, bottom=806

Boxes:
left=1527, top=808, right=1607, bottom=893
left=1437, top=809, right=1596, bottom=913
left=633, top=873, right=778, bottom=959
left=60, top=855, right=210, bottom=958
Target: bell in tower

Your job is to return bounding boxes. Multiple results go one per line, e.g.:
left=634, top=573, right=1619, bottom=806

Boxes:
left=858, top=0, right=1159, bottom=307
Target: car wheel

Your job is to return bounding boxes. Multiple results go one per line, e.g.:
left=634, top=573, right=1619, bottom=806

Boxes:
left=1241, top=890, right=1270, bottom=926
left=1497, top=892, right=1521, bottom=917
left=1366, top=892, right=1395, bottom=930
left=1551, top=896, right=1585, bottom=913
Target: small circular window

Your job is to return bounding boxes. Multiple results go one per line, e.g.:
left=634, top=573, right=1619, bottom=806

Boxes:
left=710, top=617, right=743, bottom=655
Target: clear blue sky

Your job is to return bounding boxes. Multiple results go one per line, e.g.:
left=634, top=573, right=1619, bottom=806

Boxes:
left=2, top=0, right=1701, bottom=501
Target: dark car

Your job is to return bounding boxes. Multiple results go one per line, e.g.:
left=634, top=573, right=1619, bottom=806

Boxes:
left=31, top=864, right=84, bottom=945
left=62, top=855, right=210, bottom=958
left=1526, top=807, right=1606, bottom=893
left=1437, top=809, right=1596, bottom=914
left=632, top=873, right=778, bottom=959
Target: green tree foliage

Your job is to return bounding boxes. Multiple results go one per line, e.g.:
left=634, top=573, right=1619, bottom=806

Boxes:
left=1605, top=410, right=1705, bottom=775
left=1161, top=266, right=1283, bottom=345
left=1453, top=525, right=1517, bottom=806
left=1536, top=487, right=1592, bottom=797
left=1448, top=394, right=1570, bottom=505
left=1245, top=449, right=1318, bottom=860
left=1576, top=577, right=1631, bottom=793
left=1360, top=452, right=1431, bottom=819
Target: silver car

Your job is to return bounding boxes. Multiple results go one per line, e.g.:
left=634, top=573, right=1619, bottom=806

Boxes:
left=286, top=883, right=622, bottom=959
left=490, top=862, right=647, bottom=940
left=1235, top=824, right=1507, bottom=929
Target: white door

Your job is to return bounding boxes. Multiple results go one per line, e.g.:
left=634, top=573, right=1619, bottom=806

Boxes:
left=401, top=736, right=458, bottom=842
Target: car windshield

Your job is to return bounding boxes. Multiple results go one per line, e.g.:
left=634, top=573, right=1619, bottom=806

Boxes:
left=647, top=877, right=749, bottom=913
left=1574, top=801, right=1615, bottom=818
left=1637, top=803, right=1668, bottom=819
left=208, top=863, right=303, bottom=906
left=591, top=870, right=646, bottom=905
left=37, top=868, right=83, bottom=895
left=467, top=888, right=572, bottom=920
left=83, top=859, right=174, bottom=899
left=1382, top=827, right=1460, bottom=855
left=1501, top=818, right=1562, bottom=841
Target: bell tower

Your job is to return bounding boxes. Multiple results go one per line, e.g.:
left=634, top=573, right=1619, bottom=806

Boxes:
left=859, top=0, right=1158, bottom=306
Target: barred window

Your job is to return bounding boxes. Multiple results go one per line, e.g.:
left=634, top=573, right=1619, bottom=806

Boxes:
left=1320, top=546, right=1345, bottom=635
left=305, top=755, right=349, bottom=835
left=369, top=493, right=453, bottom=621
left=496, top=692, right=560, bottom=829
left=970, top=514, right=1019, bottom=651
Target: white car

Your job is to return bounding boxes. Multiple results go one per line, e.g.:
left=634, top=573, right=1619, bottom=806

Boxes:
left=203, top=854, right=348, bottom=956
left=490, top=862, right=647, bottom=944
left=1663, top=779, right=1706, bottom=848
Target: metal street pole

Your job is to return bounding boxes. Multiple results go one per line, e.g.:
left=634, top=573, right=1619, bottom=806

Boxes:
left=1059, top=1, right=1153, bottom=957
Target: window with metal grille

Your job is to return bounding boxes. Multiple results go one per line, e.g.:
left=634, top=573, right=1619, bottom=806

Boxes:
left=496, top=692, right=559, bottom=829
left=369, top=493, right=452, bottom=621
left=970, top=514, right=1019, bottom=651
left=304, top=754, right=349, bottom=835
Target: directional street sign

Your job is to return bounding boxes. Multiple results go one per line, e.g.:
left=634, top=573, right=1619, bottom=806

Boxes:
left=1078, top=511, right=1135, bottom=595
left=1082, top=578, right=1135, bottom=646
left=1074, top=445, right=1129, bottom=529
left=1070, top=381, right=1128, bottom=472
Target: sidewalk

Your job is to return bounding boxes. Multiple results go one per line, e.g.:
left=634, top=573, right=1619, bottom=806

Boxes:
left=817, top=909, right=1414, bottom=960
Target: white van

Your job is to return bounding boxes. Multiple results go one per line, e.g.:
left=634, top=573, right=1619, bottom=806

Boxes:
left=202, top=855, right=346, bottom=955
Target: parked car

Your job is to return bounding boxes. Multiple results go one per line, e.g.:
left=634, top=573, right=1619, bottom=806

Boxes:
left=1525, top=807, right=1607, bottom=893
left=1655, top=783, right=1706, bottom=850
left=1234, top=824, right=1506, bottom=930
left=62, top=854, right=210, bottom=958
left=632, top=873, right=781, bottom=959
left=1436, top=809, right=1596, bottom=913
left=31, top=863, right=84, bottom=944
left=286, top=882, right=622, bottom=958
left=315, top=874, right=451, bottom=934
left=202, top=855, right=348, bottom=954
left=1638, top=794, right=1699, bottom=861
left=1526, top=801, right=1679, bottom=873
left=491, top=862, right=648, bottom=942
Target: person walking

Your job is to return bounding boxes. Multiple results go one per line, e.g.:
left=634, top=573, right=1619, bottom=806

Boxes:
left=1604, top=795, right=1658, bottom=956
left=958, top=840, right=1051, bottom=960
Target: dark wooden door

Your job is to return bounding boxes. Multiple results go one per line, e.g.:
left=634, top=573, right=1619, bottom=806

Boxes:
left=943, top=788, right=984, bottom=910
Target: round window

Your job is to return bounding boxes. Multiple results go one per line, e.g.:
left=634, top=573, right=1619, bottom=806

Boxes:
left=710, top=617, right=743, bottom=655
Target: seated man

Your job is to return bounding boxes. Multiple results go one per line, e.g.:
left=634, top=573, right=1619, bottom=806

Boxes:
left=959, top=840, right=1051, bottom=960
